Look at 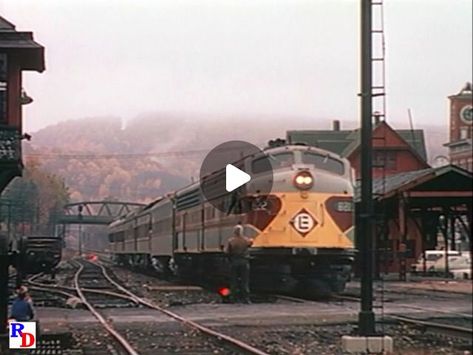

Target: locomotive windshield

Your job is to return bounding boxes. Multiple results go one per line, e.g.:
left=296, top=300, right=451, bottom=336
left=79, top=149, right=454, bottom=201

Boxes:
left=302, top=152, right=345, bottom=175
left=252, top=152, right=295, bottom=173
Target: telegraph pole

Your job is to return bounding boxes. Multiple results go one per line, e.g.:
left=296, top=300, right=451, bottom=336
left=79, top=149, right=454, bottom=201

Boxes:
left=78, top=205, right=83, bottom=256
left=358, top=0, right=376, bottom=336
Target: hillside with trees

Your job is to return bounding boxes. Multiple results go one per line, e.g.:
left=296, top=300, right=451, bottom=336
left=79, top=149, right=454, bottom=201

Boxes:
left=24, top=114, right=448, bottom=204
left=0, top=160, right=70, bottom=235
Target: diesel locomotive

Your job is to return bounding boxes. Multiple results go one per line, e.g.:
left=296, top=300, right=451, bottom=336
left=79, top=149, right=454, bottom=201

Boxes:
left=109, top=144, right=355, bottom=296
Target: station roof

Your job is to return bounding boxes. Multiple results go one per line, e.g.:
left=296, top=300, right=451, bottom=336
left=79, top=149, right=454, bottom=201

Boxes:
left=0, top=16, right=45, bottom=72
left=287, top=124, right=427, bottom=162
left=355, top=165, right=472, bottom=202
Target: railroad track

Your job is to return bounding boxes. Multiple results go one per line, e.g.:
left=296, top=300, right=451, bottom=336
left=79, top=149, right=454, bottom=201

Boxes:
left=28, top=258, right=270, bottom=355
left=333, top=294, right=472, bottom=342
left=389, top=315, right=473, bottom=342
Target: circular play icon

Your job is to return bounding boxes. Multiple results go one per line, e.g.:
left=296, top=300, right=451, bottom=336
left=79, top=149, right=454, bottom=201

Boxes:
left=199, top=140, right=273, bottom=214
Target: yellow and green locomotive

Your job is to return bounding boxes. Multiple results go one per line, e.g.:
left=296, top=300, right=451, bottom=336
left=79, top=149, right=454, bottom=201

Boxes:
left=109, top=144, right=355, bottom=296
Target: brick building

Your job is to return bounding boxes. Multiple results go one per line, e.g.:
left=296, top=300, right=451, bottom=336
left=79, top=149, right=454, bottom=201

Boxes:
left=287, top=119, right=430, bottom=179
left=444, top=82, right=473, bottom=172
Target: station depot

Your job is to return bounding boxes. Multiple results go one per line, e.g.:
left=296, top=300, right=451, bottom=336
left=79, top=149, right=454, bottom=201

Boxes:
left=288, top=111, right=473, bottom=276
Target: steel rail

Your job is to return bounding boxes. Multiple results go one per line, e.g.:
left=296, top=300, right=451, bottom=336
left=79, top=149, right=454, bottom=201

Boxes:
left=332, top=294, right=360, bottom=302
left=333, top=294, right=473, bottom=319
left=93, top=260, right=270, bottom=355
left=28, top=285, right=77, bottom=300
left=273, top=294, right=310, bottom=303
left=390, top=315, right=473, bottom=341
left=334, top=294, right=472, bottom=340
left=27, top=273, right=140, bottom=304
left=73, top=261, right=140, bottom=355
left=399, top=304, right=473, bottom=319
left=31, top=282, right=140, bottom=304
left=29, top=260, right=269, bottom=355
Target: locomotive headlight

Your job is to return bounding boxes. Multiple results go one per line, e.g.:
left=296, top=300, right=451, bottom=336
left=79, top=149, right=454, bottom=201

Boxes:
left=293, top=171, right=313, bottom=190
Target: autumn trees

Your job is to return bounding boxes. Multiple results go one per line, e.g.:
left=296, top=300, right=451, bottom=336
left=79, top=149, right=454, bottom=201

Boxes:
left=0, top=159, right=69, bottom=236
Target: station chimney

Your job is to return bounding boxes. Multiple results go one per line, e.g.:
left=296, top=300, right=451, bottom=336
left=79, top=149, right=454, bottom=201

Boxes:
left=333, top=120, right=341, bottom=131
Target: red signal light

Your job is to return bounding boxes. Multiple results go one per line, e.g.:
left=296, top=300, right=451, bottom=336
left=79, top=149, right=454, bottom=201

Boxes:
left=218, top=287, right=231, bottom=297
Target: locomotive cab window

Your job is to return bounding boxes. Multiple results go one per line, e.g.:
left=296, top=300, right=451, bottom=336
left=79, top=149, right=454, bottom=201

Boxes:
left=302, top=152, right=344, bottom=175
left=252, top=152, right=294, bottom=174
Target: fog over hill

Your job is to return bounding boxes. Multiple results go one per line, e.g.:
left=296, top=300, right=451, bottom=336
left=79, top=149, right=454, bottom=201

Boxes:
left=25, top=114, right=448, bottom=203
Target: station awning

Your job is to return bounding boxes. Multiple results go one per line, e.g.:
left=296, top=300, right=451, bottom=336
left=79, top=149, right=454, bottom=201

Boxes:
left=355, top=165, right=473, bottom=204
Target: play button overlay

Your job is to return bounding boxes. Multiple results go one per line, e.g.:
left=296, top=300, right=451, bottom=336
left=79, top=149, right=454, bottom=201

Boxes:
left=200, top=140, right=273, bottom=214
left=226, top=164, right=251, bottom=192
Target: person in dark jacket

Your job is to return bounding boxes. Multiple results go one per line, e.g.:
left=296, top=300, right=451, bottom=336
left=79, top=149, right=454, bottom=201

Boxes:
left=10, top=286, right=35, bottom=321
left=225, top=224, right=254, bottom=304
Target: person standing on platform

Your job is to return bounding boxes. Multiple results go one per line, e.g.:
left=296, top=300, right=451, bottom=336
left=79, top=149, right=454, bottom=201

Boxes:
left=225, top=224, right=254, bottom=304
left=10, top=286, right=35, bottom=322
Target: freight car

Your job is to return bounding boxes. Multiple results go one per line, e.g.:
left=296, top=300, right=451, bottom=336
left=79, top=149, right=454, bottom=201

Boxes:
left=109, top=144, right=355, bottom=297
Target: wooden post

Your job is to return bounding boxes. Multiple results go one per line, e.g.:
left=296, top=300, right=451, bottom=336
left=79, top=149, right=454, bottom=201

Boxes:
left=466, top=203, right=473, bottom=280
left=450, top=215, right=456, bottom=251
left=398, top=197, right=407, bottom=280
left=440, top=212, right=449, bottom=278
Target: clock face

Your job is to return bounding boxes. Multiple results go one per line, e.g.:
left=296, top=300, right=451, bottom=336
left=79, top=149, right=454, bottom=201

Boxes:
left=460, top=104, right=473, bottom=124
left=433, top=155, right=449, bottom=168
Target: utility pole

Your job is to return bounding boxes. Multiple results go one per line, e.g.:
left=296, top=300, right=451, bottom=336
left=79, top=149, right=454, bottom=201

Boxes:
left=358, top=0, right=376, bottom=336
left=343, top=1, right=393, bottom=351
left=78, top=205, right=83, bottom=256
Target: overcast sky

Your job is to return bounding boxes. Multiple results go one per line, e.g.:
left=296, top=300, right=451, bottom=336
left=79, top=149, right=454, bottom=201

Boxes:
left=2, top=0, right=472, bottom=132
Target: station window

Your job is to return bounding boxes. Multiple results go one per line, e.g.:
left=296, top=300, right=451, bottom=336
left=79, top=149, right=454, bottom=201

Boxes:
left=302, top=152, right=345, bottom=175
left=373, top=151, right=397, bottom=170
left=0, top=54, right=7, bottom=123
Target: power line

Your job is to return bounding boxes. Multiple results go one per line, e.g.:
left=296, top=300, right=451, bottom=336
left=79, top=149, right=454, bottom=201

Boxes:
left=23, top=148, right=210, bottom=160
left=23, top=142, right=267, bottom=161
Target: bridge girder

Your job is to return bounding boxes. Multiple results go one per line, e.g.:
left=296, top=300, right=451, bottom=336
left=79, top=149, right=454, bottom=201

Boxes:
left=57, top=201, right=145, bottom=225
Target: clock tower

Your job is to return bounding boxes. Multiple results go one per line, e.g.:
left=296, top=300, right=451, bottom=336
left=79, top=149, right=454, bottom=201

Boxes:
left=444, top=82, right=473, bottom=171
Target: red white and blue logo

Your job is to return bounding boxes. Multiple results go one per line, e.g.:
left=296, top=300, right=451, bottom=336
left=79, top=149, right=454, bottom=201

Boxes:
left=9, top=321, right=36, bottom=349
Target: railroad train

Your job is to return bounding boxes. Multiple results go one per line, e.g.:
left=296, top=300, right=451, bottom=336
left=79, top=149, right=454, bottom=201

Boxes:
left=15, top=235, right=62, bottom=274
left=109, top=144, right=356, bottom=297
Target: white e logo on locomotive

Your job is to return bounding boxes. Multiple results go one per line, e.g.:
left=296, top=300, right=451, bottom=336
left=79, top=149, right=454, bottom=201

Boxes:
left=291, top=210, right=317, bottom=237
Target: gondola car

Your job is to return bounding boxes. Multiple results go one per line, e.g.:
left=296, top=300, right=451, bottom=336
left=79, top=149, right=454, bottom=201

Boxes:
left=109, top=144, right=355, bottom=296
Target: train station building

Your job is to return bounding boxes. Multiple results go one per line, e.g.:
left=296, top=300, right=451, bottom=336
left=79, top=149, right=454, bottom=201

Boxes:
left=287, top=118, right=429, bottom=179
left=359, top=165, right=472, bottom=275
left=287, top=120, right=472, bottom=275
